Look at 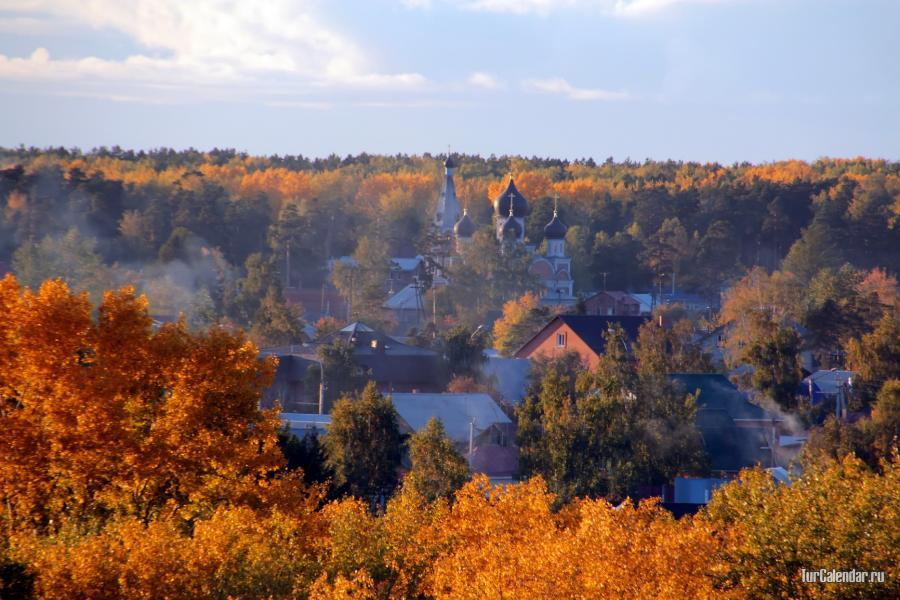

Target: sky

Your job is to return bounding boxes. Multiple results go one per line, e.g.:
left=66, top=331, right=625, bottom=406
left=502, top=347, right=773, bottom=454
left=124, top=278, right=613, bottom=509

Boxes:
left=0, top=0, right=897, bottom=163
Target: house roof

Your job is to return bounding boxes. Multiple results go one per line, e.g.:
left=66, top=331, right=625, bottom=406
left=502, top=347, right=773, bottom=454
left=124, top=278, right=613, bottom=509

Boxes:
left=281, top=412, right=331, bottom=438
left=700, top=425, right=770, bottom=472
left=671, top=373, right=772, bottom=420
left=390, top=392, right=512, bottom=443
left=383, top=284, right=423, bottom=311
left=322, top=322, right=435, bottom=357
left=390, top=256, right=424, bottom=272
left=317, top=322, right=442, bottom=388
left=517, top=314, right=649, bottom=358
left=586, top=290, right=639, bottom=303
left=801, top=370, right=854, bottom=395
left=661, top=292, right=716, bottom=307
left=671, top=373, right=775, bottom=472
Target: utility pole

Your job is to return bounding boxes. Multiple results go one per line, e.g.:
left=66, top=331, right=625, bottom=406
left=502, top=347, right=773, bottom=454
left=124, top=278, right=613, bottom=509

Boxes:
left=318, top=361, right=326, bottom=415
left=432, top=283, right=437, bottom=339
left=657, top=273, right=663, bottom=309
left=322, top=214, right=335, bottom=315
left=347, top=270, right=353, bottom=323
left=285, top=240, right=291, bottom=289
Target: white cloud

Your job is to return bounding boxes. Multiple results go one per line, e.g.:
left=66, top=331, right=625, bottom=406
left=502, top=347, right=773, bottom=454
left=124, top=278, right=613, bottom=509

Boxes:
left=0, top=0, right=425, bottom=99
left=462, top=0, right=579, bottom=15
left=613, top=0, right=731, bottom=18
left=408, top=0, right=733, bottom=17
left=468, top=71, right=503, bottom=89
left=524, top=77, right=628, bottom=101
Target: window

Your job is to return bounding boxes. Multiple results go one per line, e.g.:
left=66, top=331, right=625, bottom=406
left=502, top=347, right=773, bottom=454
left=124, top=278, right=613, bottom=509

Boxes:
left=556, top=332, right=566, bottom=347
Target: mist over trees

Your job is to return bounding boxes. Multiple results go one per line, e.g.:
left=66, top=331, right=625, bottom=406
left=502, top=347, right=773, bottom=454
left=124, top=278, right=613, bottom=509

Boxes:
left=1, top=147, right=898, bottom=346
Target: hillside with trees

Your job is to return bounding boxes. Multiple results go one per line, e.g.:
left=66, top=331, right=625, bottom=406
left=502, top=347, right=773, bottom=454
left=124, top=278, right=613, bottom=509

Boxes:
left=1, top=147, right=898, bottom=342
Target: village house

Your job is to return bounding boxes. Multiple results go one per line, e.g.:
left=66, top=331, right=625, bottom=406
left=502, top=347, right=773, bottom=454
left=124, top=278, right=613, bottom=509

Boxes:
left=317, top=322, right=444, bottom=393
left=514, top=314, right=649, bottom=369
left=667, top=373, right=782, bottom=506
left=582, top=290, right=644, bottom=316
left=390, top=392, right=518, bottom=481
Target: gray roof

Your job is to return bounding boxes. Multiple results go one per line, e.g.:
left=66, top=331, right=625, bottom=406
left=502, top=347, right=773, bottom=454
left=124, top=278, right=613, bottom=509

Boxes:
left=671, top=373, right=772, bottom=420
left=383, top=284, right=422, bottom=311
left=390, top=392, right=512, bottom=443
left=281, top=412, right=331, bottom=438
left=671, top=373, right=775, bottom=472
left=802, top=370, right=854, bottom=395
left=481, top=355, right=531, bottom=403
left=390, top=256, right=424, bottom=272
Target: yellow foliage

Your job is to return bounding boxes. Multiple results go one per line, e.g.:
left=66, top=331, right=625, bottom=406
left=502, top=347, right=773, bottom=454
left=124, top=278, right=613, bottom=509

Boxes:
left=0, top=275, right=287, bottom=531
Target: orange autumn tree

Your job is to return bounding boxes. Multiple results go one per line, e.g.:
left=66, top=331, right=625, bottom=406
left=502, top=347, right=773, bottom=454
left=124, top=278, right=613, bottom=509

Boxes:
left=427, top=476, right=729, bottom=599
left=0, top=275, right=298, bottom=532
left=492, top=291, right=553, bottom=357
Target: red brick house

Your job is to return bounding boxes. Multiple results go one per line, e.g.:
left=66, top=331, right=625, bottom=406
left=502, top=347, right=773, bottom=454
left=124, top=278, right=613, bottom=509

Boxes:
left=514, top=314, right=648, bottom=369
left=583, top=291, right=642, bottom=316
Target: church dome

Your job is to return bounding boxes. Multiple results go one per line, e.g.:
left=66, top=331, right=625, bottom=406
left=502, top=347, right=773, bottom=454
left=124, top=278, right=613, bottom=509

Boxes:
left=499, top=215, right=522, bottom=239
left=444, top=155, right=457, bottom=169
left=453, top=209, right=476, bottom=238
left=544, top=210, right=568, bottom=239
left=493, top=177, right=528, bottom=218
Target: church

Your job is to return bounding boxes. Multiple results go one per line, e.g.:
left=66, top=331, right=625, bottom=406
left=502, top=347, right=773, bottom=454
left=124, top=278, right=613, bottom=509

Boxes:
left=433, top=156, right=576, bottom=306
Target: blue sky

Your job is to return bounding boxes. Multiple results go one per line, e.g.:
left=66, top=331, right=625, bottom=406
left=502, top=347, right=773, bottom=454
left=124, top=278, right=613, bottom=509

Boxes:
left=0, top=0, right=897, bottom=162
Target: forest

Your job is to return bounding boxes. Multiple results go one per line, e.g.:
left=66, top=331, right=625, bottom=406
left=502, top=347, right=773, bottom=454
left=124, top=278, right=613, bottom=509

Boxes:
left=1, top=146, right=898, bottom=343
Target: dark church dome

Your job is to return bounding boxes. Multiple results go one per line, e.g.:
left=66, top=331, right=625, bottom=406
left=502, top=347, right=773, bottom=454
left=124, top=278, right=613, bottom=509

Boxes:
left=453, top=209, right=476, bottom=238
left=493, top=177, right=528, bottom=218
left=544, top=210, right=567, bottom=239
left=500, top=215, right=522, bottom=238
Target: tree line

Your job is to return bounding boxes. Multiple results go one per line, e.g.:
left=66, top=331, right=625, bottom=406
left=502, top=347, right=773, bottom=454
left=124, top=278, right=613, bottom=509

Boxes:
left=1, top=148, right=898, bottom=338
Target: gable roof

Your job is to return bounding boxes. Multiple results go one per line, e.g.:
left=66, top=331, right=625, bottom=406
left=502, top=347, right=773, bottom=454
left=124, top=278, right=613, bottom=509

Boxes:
left=671, top=373, right=772, bottom=420
left=390, top=392, right=512, bottom=443
left=516, top=314, right=649, bottom=358
left=801, top=370, right=854, bottom=395
left=671, top=373, right=775, bottom=472
left=383, top=284, right=422, bottom=311
left=321, top=322, right=436, bottom=357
